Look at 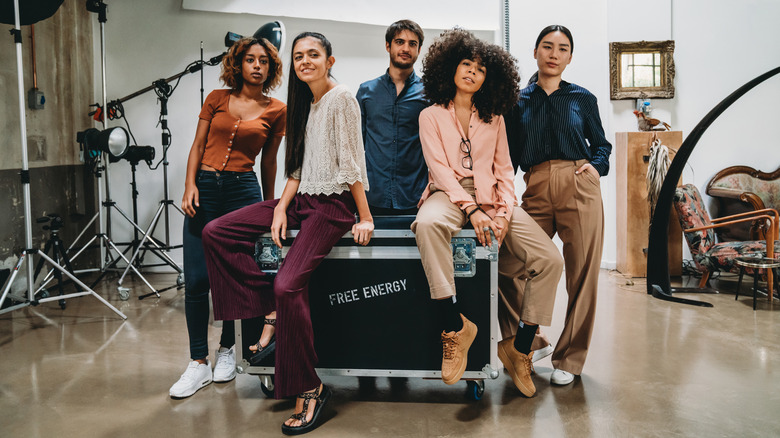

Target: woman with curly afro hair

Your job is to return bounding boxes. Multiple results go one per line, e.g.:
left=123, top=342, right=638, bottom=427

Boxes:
left=411, top=28, right=563, bottom=396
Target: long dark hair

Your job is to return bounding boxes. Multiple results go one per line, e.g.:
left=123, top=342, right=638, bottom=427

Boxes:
left=285, top=32, right=333, bottom=178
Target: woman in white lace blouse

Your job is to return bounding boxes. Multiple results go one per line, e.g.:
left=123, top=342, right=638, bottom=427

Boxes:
left=201, top=32, right=373, bottom=435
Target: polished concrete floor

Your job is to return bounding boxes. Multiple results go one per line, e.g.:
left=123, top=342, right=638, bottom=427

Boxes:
left=1, top=270, right=778, bottom=438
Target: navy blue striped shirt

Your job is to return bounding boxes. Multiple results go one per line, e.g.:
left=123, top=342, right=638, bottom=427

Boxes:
left=505, top=81, right=612, bottom=176
left=357, top=70, right=429, bottom=210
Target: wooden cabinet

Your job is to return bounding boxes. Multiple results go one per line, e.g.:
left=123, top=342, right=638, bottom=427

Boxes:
left=616, top=131, right=683, bottom=277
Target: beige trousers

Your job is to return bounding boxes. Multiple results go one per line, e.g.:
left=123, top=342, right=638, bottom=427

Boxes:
left=518, top=159, right=605, bottom=375
left=412, top=178, right=563, bottom=326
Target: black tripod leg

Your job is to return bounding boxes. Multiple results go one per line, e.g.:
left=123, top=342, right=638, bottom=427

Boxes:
left=57, top=239, right=78, bottom=293
left=50, top=246, right=66, bottom=310
left=32, top=238, right=54, bottom=283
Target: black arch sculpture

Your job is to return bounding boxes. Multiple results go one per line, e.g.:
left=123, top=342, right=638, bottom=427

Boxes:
left=646, top=66, right=780, bottom=307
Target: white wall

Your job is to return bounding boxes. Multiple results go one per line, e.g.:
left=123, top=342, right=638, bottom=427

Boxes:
left=96, top=0, right=780, bottom=271
left=181, top=0, right=499, bottom=30
left=509, top=0, right=780, bottom=267
left=672, top=1, right=780, bottom=190
left=607, top=0, right=780, bottom=261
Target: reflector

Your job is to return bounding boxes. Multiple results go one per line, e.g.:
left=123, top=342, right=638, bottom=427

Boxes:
left=77, top=126, right=130, bottom=160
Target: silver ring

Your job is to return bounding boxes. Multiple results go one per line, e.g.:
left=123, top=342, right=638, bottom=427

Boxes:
left=482, top=227, right=490, bottom=232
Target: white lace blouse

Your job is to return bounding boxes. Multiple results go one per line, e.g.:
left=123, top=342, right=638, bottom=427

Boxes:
left=291, top=84, right=369, bottom=196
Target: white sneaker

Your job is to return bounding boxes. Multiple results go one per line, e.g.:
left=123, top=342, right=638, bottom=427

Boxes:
left=551, top=369, right=575, bottom=385
left=169, top=360, right=213, bottom=398
left=532, top=344, right=554, bottom=363
left=213, top=346, right=237, bottom=383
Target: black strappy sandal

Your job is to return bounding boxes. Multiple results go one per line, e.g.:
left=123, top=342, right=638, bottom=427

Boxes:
left=248, top=318, right=276, bottom=365
left=281, top=384, right=332, bottom=435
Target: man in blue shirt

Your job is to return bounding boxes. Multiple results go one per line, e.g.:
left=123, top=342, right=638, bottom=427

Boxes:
left=357, top=19, right=429, bottom=215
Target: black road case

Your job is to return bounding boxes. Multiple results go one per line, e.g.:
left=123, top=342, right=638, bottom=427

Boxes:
left=234, top=216, right=500, bottom=400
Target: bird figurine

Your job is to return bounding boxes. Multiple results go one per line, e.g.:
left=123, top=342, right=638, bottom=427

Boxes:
left=633, top=110, right=671, bottom=131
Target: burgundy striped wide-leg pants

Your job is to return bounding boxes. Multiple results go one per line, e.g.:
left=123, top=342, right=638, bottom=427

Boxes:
left=202, top=191, right=356, bottom=398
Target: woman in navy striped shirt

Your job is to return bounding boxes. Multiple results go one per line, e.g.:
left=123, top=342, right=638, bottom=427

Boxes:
left=505, top=25, right=612, bottom=387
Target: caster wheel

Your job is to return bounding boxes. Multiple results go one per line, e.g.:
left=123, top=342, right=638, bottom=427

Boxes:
left=58, top=298, right=66, bottom=310
left=466, top=380, right=484, bottom=401
left=39, top=289, right=50, bottom=299
left=259, top=375, right=275, bottom=398
left=118, top=287, right=130, bottom=301
left=176, top=272, right=185, bottom=287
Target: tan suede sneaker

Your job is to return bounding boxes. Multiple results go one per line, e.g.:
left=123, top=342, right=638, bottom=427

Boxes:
left=497, top=336, right=536, bottom=397
left=441, top=314, right=477, bottom=385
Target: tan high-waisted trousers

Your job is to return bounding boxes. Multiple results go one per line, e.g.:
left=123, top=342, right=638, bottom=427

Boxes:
left=515, top=159, right=605, bottom=375
left=412, top=178, right=563, bottom=327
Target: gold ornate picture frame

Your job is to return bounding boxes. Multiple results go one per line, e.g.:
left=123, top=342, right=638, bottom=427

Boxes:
left=609, top=40, right=675, bottom=100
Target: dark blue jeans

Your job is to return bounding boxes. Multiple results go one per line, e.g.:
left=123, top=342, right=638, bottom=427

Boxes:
left=183, top=170, right=263, bottom=360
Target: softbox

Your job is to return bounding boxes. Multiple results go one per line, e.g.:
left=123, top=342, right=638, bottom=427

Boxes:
left=0, top=0, right=64, bottom=25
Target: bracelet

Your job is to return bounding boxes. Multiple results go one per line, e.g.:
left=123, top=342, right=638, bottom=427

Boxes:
left=466, top=206, right=483, bottom=220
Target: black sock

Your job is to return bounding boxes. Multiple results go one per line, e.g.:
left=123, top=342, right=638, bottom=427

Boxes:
left=514, top=322, right=538, bottom=354
left=435, top=297, right=463, bottom=332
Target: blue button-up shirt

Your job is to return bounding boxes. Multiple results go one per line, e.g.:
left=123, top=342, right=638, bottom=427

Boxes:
left=506, top=80, right=612, bottom=176
left=357, top=70, right=429, bottom=210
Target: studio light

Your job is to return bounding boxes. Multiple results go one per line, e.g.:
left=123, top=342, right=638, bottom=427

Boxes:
left=119, top=145, right=155, bottom=165
left=209, top=21, right=286, bottom=67
left=77, top=126, right=129, bottom=161
left=224, top=20, right=286, bottom=52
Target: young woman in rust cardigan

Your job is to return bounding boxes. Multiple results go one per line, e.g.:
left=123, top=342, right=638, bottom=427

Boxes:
left=171, top=37, right=285, bottom=399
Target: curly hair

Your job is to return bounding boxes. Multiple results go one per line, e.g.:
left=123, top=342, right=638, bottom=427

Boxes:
left=220, top=37, right=283, bottom=94
left=422, top=28, right=520, bottom=123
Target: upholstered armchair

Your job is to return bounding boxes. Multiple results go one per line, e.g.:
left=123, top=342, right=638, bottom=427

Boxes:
left=706, top=165, right=780, bottom=241
left=672, top=184, right=779, bottom=293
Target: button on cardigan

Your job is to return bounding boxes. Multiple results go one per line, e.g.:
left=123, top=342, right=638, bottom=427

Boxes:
left=198, top=89, right=286, bottom=172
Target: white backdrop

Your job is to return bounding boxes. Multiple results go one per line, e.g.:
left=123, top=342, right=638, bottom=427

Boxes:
left=181, top=0, right=500, bottom=30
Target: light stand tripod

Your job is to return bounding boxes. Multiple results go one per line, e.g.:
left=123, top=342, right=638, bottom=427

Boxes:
left=32, top=214, right=75, bottom=309
left=124, top=157, right=182, bottom=274
left=0, top=0, right=125, bottom=319
left=112, top=79, right=188, bottom=300
left=108, top=61, right=218, bottom=299
left=116, top=138, right=185, bottom=300
left=49, top=0, right=174, bottom=300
